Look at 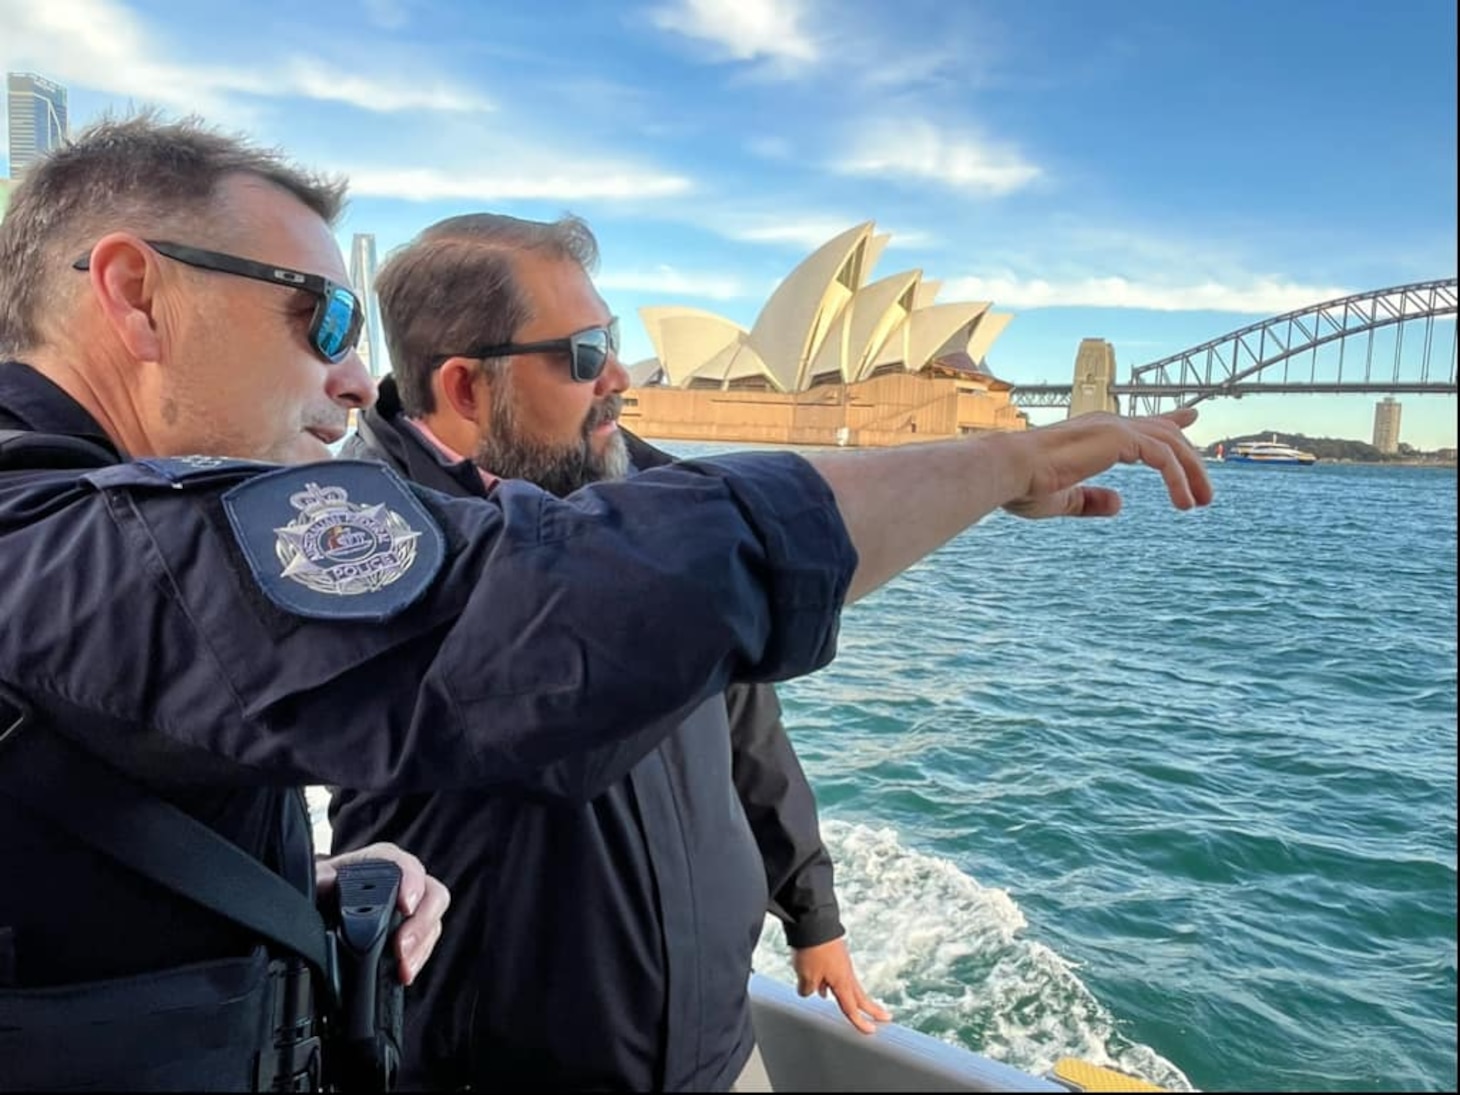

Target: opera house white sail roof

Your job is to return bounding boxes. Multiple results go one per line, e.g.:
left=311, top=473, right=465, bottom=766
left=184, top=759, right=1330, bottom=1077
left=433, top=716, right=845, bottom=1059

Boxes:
left=630, top=221, right=1013, bottom=392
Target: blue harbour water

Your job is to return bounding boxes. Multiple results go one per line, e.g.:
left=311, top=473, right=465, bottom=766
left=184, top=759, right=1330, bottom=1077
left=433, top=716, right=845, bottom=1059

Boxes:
left=716, top=451, right=1456, bottom=1093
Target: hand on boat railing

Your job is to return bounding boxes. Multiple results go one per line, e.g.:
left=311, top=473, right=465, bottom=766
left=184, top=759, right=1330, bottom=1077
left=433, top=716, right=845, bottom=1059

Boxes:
left=791, top=937, right=891, bottom=1035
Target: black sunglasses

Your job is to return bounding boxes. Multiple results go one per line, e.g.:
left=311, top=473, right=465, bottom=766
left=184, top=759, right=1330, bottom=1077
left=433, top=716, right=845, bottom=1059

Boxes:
left=73, top=240, right=365, bottom=364
left=442, top=317, right=620, bottom=383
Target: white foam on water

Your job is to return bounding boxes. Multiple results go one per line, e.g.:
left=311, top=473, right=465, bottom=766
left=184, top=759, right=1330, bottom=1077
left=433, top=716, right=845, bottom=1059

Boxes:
left=755, top=819, right=1196, bottom=1091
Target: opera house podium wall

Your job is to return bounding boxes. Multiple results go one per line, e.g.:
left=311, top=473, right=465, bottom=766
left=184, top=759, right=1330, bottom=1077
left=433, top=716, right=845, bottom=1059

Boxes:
left=620, top=369, right=1028, bottom=449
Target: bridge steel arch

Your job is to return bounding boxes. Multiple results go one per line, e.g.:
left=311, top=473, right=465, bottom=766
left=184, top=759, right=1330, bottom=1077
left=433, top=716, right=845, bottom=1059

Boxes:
left=1120, top=278, right=1457, bottom=415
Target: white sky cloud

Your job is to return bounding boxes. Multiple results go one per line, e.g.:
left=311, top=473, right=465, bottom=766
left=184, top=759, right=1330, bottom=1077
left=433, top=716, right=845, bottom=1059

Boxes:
left=343, top=165, right=693, bottom=202
left=0, top=0, right=494, bottom=120
left=836, top=119, right=1043, bottom=197
left=726, top=219, right=865, bottom=249
left=941, top=273, right=1356, bottom=313
left=649, top=0, right=819, bottom=64
left=718, top=217, right=932, bottom=256
left=598, top=264, right=749, bottom=300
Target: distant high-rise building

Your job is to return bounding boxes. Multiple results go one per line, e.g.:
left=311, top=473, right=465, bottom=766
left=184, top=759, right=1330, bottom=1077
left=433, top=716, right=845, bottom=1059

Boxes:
left=1373, top=396, right=1402, bottom=454
left=7, top=73, right=68, bottom=177
left=349, top=233, right=385, bottom=377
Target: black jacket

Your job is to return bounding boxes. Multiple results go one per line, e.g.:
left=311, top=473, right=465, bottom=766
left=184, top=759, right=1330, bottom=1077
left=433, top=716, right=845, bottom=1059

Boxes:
left=0, top=361, right=855, bottom=1088
left=328, top=377, right=843, bottom=1092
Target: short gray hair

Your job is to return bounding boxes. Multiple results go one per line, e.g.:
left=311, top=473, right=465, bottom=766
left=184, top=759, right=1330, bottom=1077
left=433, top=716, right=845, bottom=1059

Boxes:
left=0, top=111, right=347, bottom=355
left=375, top=213, right=600, bottom=416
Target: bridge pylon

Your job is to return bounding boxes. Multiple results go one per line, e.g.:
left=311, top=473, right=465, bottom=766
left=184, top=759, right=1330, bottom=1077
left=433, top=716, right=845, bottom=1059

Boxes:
left=1069, top=338, right=1120, bottom=417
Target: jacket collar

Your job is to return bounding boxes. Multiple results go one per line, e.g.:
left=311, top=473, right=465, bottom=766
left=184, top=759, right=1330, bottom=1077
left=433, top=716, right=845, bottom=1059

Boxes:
left=343, top=375, right=489, bottom=499
left=0, top=361, right=122, bottom=457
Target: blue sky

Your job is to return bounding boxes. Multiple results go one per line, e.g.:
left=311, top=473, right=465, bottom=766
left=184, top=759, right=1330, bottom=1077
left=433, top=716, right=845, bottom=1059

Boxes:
left=2, top=0, right=1456, bottom=447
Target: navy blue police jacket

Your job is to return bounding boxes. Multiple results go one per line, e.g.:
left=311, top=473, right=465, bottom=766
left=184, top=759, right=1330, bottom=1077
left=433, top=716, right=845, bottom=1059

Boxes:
left=329, top=377, right=845, bottom=1091
left=0, top=362, right=855, bottom=1016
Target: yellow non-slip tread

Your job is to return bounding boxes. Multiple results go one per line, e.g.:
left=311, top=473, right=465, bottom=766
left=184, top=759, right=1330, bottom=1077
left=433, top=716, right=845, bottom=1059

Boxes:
left=1051, top=1056, right=1165, bottom=1092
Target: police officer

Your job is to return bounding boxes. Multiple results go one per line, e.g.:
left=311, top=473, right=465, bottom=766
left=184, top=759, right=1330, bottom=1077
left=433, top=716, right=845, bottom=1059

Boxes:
left=0, top=115, right=1211, bottom=1091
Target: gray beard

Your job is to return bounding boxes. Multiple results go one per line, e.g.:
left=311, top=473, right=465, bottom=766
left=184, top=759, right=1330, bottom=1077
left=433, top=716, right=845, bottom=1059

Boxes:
left=475, top=391, right=629, bottom=497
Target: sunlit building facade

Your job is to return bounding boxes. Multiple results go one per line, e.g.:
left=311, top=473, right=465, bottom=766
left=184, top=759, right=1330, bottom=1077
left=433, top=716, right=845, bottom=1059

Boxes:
left=7, top=73, right=68, bottom=178
left=1372, top=396, right=1402, bottom=454
left=621, top=222, right=1025, bottom=447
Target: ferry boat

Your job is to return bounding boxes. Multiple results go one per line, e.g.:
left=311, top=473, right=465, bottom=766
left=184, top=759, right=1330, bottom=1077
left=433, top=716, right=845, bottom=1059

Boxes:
left=1219, top=437, right=1317, bottom=466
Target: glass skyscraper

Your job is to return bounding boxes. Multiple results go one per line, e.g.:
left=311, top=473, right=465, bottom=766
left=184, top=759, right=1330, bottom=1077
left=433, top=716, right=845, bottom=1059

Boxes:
left=7, top=73, right=68, bottom=177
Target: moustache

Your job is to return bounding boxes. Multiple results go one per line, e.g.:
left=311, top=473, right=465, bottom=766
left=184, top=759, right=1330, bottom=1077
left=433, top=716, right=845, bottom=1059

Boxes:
left=584, top=394, right=623, bottom=433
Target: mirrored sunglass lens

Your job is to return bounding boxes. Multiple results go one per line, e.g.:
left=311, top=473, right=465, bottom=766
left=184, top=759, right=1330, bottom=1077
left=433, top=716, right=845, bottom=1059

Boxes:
left=314, top=288, right=360, bottom=362
left=573, top=329, right=611, bottom=381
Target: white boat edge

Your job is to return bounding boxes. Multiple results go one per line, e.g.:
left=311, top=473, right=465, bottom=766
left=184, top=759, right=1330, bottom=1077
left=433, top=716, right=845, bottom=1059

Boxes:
left=750, top=972, right=1073, bottom=1092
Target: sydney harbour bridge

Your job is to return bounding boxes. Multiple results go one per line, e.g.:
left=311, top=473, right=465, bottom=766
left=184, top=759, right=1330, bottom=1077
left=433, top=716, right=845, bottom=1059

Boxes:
left=1009, top=278, right=1458, bottom=417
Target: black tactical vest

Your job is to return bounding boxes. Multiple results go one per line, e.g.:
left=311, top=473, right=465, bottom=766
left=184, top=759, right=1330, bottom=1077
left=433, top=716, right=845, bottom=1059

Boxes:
left=0, top=428, right=330, bottom=1092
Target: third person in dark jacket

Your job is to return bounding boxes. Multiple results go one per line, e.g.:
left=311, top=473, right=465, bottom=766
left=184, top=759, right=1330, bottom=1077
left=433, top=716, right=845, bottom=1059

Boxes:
left=328, top=212, right=889, bottom=1092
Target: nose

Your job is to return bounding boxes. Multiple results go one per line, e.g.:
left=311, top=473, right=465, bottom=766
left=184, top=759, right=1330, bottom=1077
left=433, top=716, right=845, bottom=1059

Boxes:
left=595, top=353, right=631, bottom=397
left=326, top=349, right=379, bottom=409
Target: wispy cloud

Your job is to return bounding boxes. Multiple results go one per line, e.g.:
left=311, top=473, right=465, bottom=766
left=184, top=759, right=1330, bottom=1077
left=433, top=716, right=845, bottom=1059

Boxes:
left=646, top=0, right=997, bottom=92
left=941, top=273, right=1355, bottom=314
left=0, top=0, right=493, bottom=119
left=648, top=0, right=819, bottom=65
left=343, top=165, right=693, bottom=202
left=726, top=218, right=866, bottom=249
left=598, top=264, right=749, bottom=300
left=835, top=119, right=1043, bottom=197
left=721, top=216, right=931, bottom=253
left=275, top=59, right=491, bottom=114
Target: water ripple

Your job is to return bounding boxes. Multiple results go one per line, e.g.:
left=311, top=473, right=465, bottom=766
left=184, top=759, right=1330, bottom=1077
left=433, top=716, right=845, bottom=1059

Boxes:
left=760, top=460, right=1458, bottom=1093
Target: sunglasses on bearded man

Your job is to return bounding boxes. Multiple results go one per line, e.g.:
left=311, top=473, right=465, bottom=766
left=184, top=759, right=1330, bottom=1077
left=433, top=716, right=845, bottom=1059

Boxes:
left=73, top=240, right=365, bottom=364
left=439, top=316, right=620, bottom=384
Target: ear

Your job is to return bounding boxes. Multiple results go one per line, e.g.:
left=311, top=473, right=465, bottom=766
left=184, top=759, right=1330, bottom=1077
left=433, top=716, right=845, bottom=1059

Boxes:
left=435, top=356, right=494, bottom=428
left=82, top=233, right=166, bottom=363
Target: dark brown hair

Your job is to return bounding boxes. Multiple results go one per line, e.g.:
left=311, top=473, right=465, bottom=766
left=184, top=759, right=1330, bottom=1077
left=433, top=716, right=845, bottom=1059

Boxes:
left=375, top=213, right=599, bottom=416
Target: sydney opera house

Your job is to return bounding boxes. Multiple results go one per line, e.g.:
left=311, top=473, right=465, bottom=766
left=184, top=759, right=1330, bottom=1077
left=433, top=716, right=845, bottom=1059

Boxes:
left=620, top=221, right=1027, bottom=447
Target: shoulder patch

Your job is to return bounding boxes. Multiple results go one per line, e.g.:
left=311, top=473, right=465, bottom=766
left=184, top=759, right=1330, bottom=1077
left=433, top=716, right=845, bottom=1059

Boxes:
left=222, top=460, right=445, bottom=622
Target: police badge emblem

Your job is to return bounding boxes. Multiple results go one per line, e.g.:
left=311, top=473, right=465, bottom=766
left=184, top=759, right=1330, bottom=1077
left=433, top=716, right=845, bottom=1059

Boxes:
left=275, top=483, right=420, bottom=596
left=223, top=462, right=444, bottom=621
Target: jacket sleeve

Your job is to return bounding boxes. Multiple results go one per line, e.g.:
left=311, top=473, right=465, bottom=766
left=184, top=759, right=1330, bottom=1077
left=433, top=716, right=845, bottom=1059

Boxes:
left=726, top=682, right=845, bottom=949
left=0, top=452, right=855, bottom=804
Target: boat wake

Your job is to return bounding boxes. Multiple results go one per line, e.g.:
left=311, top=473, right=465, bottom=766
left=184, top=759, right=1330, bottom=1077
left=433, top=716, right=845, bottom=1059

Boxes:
left=754, top=819, right=1196, bottom=1092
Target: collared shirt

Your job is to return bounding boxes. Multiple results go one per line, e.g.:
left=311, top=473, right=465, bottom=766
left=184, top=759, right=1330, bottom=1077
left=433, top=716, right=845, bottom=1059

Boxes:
left=405, top=416, right=498, bottom=492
